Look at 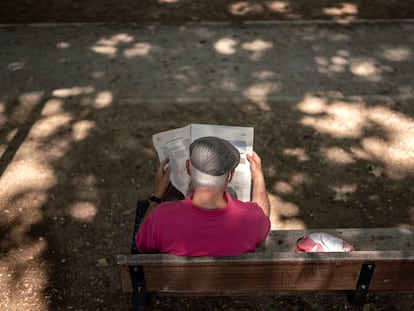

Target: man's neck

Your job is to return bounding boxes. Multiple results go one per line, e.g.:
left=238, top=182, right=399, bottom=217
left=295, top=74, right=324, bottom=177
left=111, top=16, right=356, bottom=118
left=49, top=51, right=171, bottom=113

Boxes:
left=191, top=188, right=227, bottom=210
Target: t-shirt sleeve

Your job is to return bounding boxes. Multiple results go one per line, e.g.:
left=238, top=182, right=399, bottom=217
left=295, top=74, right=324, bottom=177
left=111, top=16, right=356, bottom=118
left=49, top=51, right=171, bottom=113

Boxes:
left=254, top=204, right=271, bottom=246
left=135, top=217, right=159, bottom=253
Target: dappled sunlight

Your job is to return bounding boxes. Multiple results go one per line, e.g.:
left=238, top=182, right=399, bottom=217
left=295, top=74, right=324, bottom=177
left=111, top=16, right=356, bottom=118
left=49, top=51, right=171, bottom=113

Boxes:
left=243, top=82, right=282, bottom=111
left=56, top=41, right=71, bottom=49
left=299, top=97, right=366, bottom=138
left=349, top=58, right=384, bottom=81
left=268, top=193, right=306, bottom=230
left=31, top=113, right=73, bottom=139
left=273, top=181, right=294, bottom=195
left=382, top=46, right=412, bottom=62
left=90, top=33, right=135, bottom=57
left=0, top=240, right=49, bottom=310
left=321, top=147, right=355, bottom=164
left=283, top=148, right=310, bottom=162
left=322, top=2, right=358, bottom=20
left=69, top=201, right=98, bottom=223
left=214, top=38, right=237, bottom=55
left=315, top=50, right=350, bottom=75
left=124, top=42, right=153, bottom=58
left=228, top=1, right=264, bottom=16
left=52, top=86, right=95, bottom=98
left=0, top=161, right=57, bottom=197
left=242, top=39, right=273, bottom=61
left=72, top=120, right=96, bottom=141
left=315, top=50, right=396, bottom=81
left=94, top=91, right=113, bottom=109
left=0, top=90, right=103, bottom=309
left=298, top=95, right=414, bottom=179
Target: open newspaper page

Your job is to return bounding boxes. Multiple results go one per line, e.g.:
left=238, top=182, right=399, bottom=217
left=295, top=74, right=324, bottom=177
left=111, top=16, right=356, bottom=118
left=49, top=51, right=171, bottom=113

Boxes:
left=190, top=124, right=254, bottom=202
left=152, top=124, right=254, bottom=201
left=152, top=125, right=191, bottom=196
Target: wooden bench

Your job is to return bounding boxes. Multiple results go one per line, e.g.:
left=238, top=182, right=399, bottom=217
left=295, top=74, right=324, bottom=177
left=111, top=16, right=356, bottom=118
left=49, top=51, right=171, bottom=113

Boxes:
left=116, top=227, right=414, bottom=310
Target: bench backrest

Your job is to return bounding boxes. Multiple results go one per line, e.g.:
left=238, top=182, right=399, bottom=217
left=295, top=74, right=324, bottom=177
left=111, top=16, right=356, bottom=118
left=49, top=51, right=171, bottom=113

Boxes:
left=116, top=227, right=414, bottom=295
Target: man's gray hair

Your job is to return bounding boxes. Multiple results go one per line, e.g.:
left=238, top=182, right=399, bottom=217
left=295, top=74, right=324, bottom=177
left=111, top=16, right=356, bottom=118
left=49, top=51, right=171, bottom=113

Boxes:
left=189, top=136, right=240, bottom=190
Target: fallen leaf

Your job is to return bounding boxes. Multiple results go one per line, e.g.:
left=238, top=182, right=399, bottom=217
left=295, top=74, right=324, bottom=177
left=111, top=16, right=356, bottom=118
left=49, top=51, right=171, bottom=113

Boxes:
left=367, top=164, right=384, bottom=177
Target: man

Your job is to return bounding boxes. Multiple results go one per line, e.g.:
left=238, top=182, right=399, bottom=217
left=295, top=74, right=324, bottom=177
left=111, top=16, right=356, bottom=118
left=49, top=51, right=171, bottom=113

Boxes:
left=135, top=136, right=271, bottom=256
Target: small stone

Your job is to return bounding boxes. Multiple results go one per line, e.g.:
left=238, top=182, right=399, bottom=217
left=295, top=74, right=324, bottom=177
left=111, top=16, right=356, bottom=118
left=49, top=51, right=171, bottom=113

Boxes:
left=96, top=257, right=109, bottom=267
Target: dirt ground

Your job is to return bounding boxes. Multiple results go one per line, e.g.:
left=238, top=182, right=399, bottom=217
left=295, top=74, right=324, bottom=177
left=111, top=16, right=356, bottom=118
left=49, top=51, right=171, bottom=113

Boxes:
left=1, top=1, right=414, bottom=311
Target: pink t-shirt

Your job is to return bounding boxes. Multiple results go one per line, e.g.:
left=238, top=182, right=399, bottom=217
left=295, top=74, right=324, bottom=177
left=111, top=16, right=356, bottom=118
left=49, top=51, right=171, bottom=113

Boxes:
left=136, top=192, right=270, bottom=256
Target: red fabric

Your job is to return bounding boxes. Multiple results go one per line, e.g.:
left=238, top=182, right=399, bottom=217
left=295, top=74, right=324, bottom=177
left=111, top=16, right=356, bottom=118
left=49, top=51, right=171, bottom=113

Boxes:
left=295, top=232, right=355, bottom=252
left=136, top=192, right=270, bottom=256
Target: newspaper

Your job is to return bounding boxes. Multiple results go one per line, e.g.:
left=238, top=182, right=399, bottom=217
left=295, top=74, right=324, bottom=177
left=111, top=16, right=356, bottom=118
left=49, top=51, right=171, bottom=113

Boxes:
left=152, top=123, right=254, bottom=201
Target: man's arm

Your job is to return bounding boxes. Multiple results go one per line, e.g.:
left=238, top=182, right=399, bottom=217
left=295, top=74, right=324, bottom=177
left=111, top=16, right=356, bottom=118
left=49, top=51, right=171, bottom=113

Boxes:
left=141, top=158, right=171, bottom=221
left=246, top=151, right=271, bottom=217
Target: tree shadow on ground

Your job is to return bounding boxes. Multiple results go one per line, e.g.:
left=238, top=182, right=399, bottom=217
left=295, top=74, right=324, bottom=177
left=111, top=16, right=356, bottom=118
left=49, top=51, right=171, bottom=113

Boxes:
left=0, top=22, right=414, bottom=310
left=2, top=0, right=414, bottom=23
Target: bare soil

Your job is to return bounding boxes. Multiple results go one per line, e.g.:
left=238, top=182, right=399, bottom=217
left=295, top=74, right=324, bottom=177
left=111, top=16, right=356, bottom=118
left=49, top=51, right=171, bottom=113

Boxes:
left=1, top=1, right=414, bottom=311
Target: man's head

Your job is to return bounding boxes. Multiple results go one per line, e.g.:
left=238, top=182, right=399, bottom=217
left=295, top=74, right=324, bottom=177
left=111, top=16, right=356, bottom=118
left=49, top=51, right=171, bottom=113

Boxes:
left=188, top=136, right=240, bottom=190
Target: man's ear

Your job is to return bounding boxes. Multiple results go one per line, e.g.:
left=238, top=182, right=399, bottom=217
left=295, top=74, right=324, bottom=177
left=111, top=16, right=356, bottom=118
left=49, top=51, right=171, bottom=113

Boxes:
left=228, top=170, right=235, bottom=183
left=186, top=159, right=191, bottom=176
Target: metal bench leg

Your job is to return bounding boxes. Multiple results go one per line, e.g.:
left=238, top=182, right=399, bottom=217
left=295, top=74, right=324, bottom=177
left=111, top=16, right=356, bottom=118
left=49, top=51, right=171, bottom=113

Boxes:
left=129, top=265, right=150, bottom=311
left=347, top=262, right=376, bottom=307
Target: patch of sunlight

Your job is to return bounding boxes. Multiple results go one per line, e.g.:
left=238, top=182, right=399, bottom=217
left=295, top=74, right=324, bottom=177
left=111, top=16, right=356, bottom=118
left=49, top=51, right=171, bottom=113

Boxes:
left=283, top=148, right=310, bottom=162
left=350, top=58, right=385, bottom=82
left=273, top=181, right=295, bottom=195
left=265, top=1, right=289, bottom=13
left=69, top=201, right=98, bottom=223
left=124, top=42, right=152, bottom=58
left=72, top=120, right=96, bottom=141
left=322, top=2, right=358, bottom=18
left=290, top=172, right=311, bottom=186
left=91, top=70, right=106, bottom=79
left=90, top=33, right=134, bottom=57
left=186, top=84, right=204, bottom=93
left=0, top=240, right=49, bottom=310
left=220, top=79, right=239, bottom=92
left=228, top=1, right=264, bottom=16
left=94, top=91, right=113, bottom=109
left=7, top=62, right=25, bottom=71
left=268, top=193, right=306, bottom=230
left=315, top=50, right=350, bottom=75
left=298, top=96, right=414, bottom=179
left=72, top=175, right=99, bottom=202
left=31, top=113, right=73, bottom=139
left=90, top=45, right=117, bottom=57
left=242, top=39, right=273, bottom=61
left=53, top=86, right=95, bottom=98
left=253, top=70, right=275, bottom=80
left=299, top=97, right=366, bottom=138
left=382, top=46, right=413, bottom=62
left=214, top=38, right=237, bottom=55
left=243, top=82, right=282, bottom=111
left=19, top=92, right=44, bottom=108
left=265, top=1, right=301, bottom=18
left=321, top=147, right=355, bottom=164
left=158, top=0, right=180, bottom=3
left=364, top=107, right=414, bottom=179
left=56, top=41, right=71, bottom=49
left=297, top=95, right=326, bottom=114
left=41, top=99, right=65, bottom=116
left=0, top=162, right=57, bottom=196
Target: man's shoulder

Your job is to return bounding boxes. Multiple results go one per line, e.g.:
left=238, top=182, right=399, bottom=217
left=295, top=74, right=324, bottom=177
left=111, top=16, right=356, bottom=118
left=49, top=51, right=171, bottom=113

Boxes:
left=153, top=200, right=186, bottom=213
